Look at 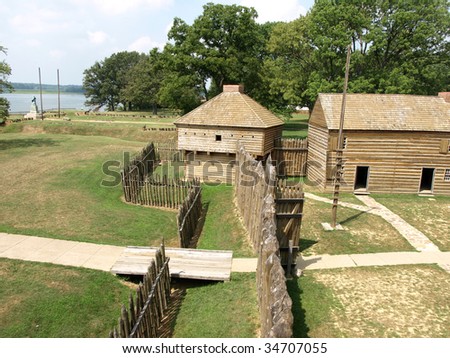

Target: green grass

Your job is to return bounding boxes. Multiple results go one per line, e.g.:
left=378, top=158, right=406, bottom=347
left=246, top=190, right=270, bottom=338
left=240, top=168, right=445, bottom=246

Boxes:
left=290, top=265, right=450, bottom=338
left=0, top=120, right=176, bottom=143
left=0, top=258, right=131, bottom=337
left=282, top=113, right=309, bottom=138
left=373, top=194, right=450, bottom=251
left=300, top=198, right=414, bottom=255
left=171, top=273, right=259, bottom=337
left=287, top=273, right=342, bottom=338
left=196, top=185, right=254, bottom=257
left=0, top=133, right=178, bottom=246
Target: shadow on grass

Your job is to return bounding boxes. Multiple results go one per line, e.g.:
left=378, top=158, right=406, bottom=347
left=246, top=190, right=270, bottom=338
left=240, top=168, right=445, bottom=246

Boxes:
left=299, top=239, right=318, bottom=252
left=158, top=279, right=216, bottom=338
left=287, top=276, right=310, bottom=338
left=188, top=202, right=210, bottom=249
left=339, top=210, right=370, bottom=226
left=0, top=137, right=61, bottom=151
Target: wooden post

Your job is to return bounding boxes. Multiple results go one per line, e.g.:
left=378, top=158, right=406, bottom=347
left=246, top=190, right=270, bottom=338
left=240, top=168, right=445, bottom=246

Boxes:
left=38, top=67, right=44, bottom=120
left=331, top=45, right=351, bottom=228
left=57, top=69, right=61, bottom=119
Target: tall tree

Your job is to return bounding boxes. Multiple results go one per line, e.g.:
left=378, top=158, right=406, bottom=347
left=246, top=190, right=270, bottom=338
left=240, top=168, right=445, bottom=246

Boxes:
left=83, top=51, right=143, bottom=111
left=121, top=49, right=165, bottom=113
left=0, top=46, right=13, bottom=122
left=263, top=0, right=450, bottom=110
left=165, top=3, right=265, bottom=100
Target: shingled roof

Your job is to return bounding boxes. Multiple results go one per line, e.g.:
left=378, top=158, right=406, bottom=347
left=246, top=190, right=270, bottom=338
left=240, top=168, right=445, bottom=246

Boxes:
left=317, top=93, right=450, bottom=132
left=174, top=85, right=284, bottom=129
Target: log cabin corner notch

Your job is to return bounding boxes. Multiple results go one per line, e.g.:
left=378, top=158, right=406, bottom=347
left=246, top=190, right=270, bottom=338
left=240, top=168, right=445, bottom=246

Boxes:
left=174, top=84, right=284, bottom=183
left=307, top=93, right=450, bottom=195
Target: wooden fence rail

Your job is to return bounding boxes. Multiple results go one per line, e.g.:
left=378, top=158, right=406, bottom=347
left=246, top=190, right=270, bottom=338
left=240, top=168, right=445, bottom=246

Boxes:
left=235, top=143, right=298, bottom=337
left=177, top=180, right=202, bottom=248
left=272, top=138, right=308, bottom=177
left=123, top=174, right=197, bottom=208
left=121, top=142, right=159, bottom=202
left=257, top=195, right=293, bottom=338
left=110, top=245, right=171, bottom=338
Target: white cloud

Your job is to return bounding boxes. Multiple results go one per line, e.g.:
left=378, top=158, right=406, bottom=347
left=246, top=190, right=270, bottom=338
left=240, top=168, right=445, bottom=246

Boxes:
left=90, top=0, right=174, bottom=15
left=87, top=31, right=110, bottom=45
left=240, top=0, right=307, bottom=23
left=10, top=8, right=67, bottom=34
left=128, top=36, right=164, bottom=53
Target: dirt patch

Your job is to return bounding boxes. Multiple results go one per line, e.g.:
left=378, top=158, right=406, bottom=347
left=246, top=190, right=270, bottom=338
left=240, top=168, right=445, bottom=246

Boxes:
left=310, top=265, right=450, bottom=337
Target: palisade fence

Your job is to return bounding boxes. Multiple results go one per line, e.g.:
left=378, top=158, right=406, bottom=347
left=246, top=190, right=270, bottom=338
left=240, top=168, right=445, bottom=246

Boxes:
left=235, top=144, right=297, bottom=337
left=121, top=142, right=159, bottom=203
left=110, top=245, right=171, bottom=338
left=272, top=138, right=308, bottom=177
left=124, top=174, right=198, bottom=209
left=177, top=181, right=202, bottom=248
left=153, top=142, right=185, bottom=162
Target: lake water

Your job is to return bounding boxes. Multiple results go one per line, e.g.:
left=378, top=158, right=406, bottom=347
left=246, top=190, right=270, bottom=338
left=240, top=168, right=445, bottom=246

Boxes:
left=3, top=92, right=87, bottom=113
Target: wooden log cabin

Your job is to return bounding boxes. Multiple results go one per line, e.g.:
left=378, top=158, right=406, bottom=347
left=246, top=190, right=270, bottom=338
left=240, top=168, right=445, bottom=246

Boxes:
left=307, top=93, right=450, bottom=195
left=174, top=85, right=284, bottom=184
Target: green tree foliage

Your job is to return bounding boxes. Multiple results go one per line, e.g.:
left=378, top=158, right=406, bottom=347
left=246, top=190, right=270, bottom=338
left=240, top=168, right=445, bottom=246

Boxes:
left=165, top=3, right=265, bottom=100
left=121, top=49, right=165, bottom=113
left=83, top=51, right=143, bottom=111
left=264, top=0, right=450, bottom=109
left=0, top=46, right=13, bottom=122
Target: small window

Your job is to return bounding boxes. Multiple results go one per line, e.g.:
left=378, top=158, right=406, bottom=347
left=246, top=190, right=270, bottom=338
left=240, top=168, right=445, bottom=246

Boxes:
left=445, top=169, right=450, bottom=182
left=440, top=139, right=450, bottom=154
left=343, top=137, right=348, bottom=149
left=215, top=134, right=222, bottom=141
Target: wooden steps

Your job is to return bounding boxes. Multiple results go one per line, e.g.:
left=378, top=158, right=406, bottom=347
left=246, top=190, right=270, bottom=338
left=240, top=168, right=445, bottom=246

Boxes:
left=111, top=247, right=233, bottom=281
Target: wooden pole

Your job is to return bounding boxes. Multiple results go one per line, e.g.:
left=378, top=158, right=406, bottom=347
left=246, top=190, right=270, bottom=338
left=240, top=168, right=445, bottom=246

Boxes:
left=57, top=69, right=61, bottom=118
left=38, top=67, right=44, bottom=120
left=331, top=45, right=351, bottom=228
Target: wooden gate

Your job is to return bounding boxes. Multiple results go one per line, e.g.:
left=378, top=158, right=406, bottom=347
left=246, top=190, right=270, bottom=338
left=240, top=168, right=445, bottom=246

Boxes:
left=275, top=180, right=304, bottom=274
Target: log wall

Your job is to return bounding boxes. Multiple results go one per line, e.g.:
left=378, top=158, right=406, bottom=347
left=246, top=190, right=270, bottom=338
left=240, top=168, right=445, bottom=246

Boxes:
left=326, top=131, right=450, bottom=195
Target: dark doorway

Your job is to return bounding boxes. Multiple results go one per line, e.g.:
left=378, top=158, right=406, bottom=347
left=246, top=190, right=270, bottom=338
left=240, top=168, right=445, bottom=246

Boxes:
left=419, top=168, right=435, bottom=192
left=354, top=166, right=369, bottom=191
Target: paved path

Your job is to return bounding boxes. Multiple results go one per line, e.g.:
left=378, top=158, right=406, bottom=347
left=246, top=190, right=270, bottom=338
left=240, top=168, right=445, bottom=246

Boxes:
left=297, top=252, right=450, bottom=273
left=0, top=233, right=124, bottom=272
left=305, top=193, right=440, bottom=252
left=1, top=233, right=449, bottom=274
left=355, top=195, right=440, bottom=252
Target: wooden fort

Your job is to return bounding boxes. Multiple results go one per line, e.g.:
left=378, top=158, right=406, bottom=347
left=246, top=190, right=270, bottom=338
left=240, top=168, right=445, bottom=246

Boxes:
left=307, top=93, right=450, bottom=195
left=174, top=84, right=284, bottom=183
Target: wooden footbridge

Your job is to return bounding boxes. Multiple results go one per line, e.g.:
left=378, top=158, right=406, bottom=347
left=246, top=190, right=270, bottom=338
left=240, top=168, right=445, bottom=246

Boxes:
left=111, top=246, right=233, bottom=281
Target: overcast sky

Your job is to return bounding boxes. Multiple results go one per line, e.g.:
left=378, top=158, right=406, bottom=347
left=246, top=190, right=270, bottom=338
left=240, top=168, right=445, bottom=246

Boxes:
left=0, top=0, right=313, bottom=85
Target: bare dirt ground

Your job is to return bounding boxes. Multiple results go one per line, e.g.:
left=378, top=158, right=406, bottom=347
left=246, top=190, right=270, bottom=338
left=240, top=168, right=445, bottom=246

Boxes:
left=310, top=265, right=450, bottom=337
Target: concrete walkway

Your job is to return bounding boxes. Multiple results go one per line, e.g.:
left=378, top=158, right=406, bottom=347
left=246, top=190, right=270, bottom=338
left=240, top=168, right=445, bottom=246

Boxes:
left=297, top=252, right=450, bottom=273
left=0, top=233, right=124, bottom=272
left=355, top=195, right=440, bottom=252
left=1, top=233, right=449, bottom=274
left=305, top=193, right=440, bottom=252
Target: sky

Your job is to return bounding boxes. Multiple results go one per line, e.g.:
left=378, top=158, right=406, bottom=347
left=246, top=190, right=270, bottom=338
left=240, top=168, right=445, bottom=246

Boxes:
left=0, top=0, right=313, bottom=85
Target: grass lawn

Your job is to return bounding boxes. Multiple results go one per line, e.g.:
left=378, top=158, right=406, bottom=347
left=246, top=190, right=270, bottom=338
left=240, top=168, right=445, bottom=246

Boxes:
left=196, top=185, right=254, bottom=257
left=1, top=120, right=177, bottom=143
left=0, top=133, right=178, bottom=247
left=171, top=273, right=259, bottom=338
left=0, top=258, right=131, bottom=337
left=373, top=194, right=450, bottom=251
left=300, top=198, right=414, bottom=255
left=289, top=265, right=450, bottom=338
left=282, top=113, right=309, bottom=139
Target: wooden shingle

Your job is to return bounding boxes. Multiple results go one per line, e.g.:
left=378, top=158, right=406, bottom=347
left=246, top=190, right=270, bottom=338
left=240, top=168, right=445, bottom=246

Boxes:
left=318, top=93, right=450, bottom=132
left=174, top=88, right=284, bottom=129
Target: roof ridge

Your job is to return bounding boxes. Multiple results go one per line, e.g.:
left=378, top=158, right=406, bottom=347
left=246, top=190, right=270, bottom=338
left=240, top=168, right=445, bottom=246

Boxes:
left=239, top=92, right=266, bottom=127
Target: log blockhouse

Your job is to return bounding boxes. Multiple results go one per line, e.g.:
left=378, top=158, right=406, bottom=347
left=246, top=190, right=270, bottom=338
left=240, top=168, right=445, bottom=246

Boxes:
left=174, top=85, right=284, bottom=183
left=307, top=93, right=450, bottom=195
